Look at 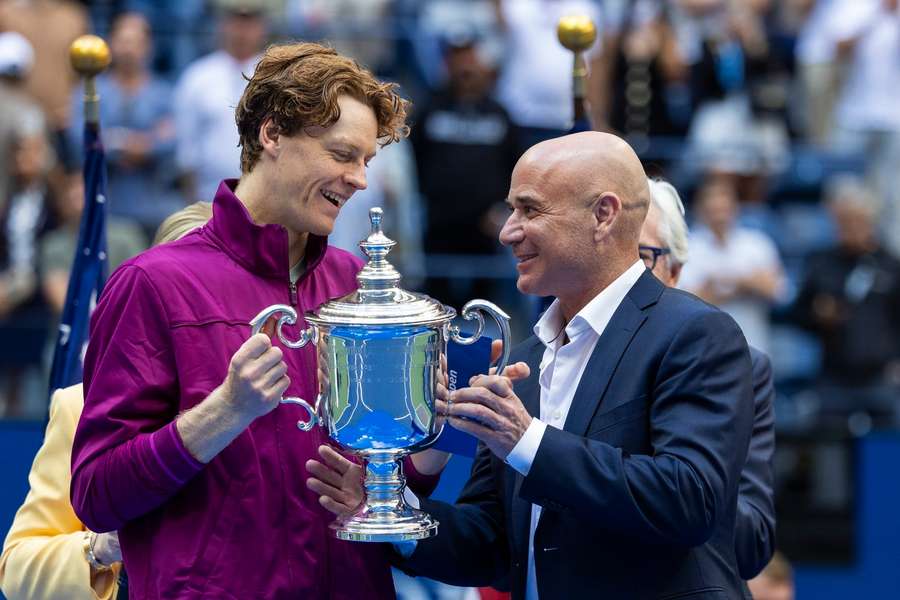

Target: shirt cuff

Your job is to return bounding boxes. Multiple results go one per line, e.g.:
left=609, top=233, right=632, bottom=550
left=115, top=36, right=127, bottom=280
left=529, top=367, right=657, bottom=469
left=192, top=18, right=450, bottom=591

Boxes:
left=402, top=454, right=442, bottom=497
left=144, top=421, right=205, bottom=485
left=403, top=485, right=421, bottom=510
left=505, top=418, right=546, bottom=477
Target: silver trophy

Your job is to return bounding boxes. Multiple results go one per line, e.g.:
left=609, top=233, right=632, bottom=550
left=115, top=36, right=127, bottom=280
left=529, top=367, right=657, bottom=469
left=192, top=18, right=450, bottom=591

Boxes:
left=249, top=208, right=511, bottom=542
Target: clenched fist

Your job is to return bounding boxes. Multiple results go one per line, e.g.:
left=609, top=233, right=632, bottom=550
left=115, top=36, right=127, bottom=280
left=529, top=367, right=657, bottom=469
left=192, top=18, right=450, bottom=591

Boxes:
left=219, top=333, right=291, bottom=421
left=177, top=333, right=292, bottom=463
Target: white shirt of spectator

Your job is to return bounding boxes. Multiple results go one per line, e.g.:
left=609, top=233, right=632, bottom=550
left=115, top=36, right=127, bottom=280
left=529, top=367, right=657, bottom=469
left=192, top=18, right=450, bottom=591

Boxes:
left=679, top=226, right=783, bottom=354
left=505, top=259, right=645, bottom=600
left=795, top=0, right=844, bottom=66
left=832, top=0, right=900, bottom=132
left=496, top=0, right=602, bottom=130
left=173, top=50, right=261, bottom=202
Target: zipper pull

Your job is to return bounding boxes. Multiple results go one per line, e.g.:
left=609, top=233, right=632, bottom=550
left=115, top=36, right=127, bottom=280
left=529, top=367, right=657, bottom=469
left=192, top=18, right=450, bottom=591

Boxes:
left=289, top=281, right=298, bottom=306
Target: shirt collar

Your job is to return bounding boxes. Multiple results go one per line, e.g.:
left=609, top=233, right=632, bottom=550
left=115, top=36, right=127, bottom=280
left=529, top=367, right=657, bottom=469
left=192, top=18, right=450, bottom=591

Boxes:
left=205, top=179, right=327, bottom=280
left=533, top=260, right=646, bottom=348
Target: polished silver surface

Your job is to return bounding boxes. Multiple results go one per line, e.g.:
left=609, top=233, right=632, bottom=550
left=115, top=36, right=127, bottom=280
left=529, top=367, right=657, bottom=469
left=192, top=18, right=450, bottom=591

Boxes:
left=250, top=207, right=512, bottom=542
left=320, top=325, right=441, bottom=450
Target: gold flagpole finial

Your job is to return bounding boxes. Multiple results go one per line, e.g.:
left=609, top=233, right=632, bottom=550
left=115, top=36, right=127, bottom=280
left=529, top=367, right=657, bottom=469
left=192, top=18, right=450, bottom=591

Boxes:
left=556, top=15, right=597, bottom=126
left=70, top=35, right=111, bottom=78
left=557, top=15, right=597, bottom=53
left=70, top=35, right=111, bottom=125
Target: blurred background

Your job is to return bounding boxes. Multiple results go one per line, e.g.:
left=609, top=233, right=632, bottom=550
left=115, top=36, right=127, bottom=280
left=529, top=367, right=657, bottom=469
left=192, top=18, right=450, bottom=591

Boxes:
left=1, top=0, right=899, bottom=598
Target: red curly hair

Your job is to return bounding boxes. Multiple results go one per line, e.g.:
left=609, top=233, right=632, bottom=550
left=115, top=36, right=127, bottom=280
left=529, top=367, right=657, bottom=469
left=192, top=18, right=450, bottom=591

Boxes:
left=235, top=42, right=410, bottom=174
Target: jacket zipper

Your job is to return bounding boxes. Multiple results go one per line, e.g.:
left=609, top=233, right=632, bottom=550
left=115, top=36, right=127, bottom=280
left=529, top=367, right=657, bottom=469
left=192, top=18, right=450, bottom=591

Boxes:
left=289, top=280, right=298, bottom=306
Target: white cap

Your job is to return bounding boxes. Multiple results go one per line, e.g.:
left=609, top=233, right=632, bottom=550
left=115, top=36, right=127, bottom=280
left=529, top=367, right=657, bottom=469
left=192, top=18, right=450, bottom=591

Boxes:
left=0, top=31, right=34, bottom=79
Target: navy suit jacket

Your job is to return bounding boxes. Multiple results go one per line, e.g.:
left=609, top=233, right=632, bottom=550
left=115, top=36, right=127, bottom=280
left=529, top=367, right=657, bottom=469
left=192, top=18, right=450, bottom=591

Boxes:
left=400, top=271, right=755, bottom=599
left=735, top=348, right=776, bottom=579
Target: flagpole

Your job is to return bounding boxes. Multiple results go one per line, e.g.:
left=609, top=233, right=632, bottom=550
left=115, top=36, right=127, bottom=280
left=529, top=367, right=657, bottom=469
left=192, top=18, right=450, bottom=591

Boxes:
left=557, top=15, right=597, bottom=132
left=47, top=36, right=111, bottom=393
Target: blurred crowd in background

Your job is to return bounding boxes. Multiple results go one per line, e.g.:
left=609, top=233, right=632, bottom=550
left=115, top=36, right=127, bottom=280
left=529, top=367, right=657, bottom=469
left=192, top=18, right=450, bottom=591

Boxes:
left=1, top=0, right=899, bottom=589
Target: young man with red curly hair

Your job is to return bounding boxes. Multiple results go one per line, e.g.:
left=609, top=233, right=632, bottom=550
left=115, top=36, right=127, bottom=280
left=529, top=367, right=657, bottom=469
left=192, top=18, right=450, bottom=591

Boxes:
left=70, top=42, right=430, bottom=599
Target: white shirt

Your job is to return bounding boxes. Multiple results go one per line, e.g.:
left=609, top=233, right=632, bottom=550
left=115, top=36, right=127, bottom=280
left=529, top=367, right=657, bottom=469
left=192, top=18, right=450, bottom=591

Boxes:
left=678, top=226, right=783, bottom=354
left=795, top=0, right=843, bottom=65
left=173, top=50, right=261, bottom=201
left=505, top=259, right=645, bottom=600
left=832, top=0, right=900, bottom=132
left=496, top=0, right=602, bottom=130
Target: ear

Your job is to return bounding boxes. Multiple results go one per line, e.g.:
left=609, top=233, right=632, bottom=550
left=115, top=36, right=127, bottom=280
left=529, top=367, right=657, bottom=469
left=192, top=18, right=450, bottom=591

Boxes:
left=258, top=116, right=281, bottom=159
left=592, top=193, right=621, bottom=243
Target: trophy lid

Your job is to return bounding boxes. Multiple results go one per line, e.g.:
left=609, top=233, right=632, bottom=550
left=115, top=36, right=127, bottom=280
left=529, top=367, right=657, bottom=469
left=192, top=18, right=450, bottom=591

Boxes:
left=307, top=207, right=456, bottom=326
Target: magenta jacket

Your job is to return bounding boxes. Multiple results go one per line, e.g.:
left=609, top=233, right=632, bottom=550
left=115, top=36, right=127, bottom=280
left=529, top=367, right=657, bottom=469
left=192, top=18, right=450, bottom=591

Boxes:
left=72, top=181, right=437, bottom=599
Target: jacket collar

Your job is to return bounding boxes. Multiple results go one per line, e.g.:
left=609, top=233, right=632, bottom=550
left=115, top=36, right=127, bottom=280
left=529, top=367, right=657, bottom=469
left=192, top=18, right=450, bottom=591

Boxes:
left=561, top=270, right=662, bottom=437
left=205, top=179, right=328, bottom=280
left=514, top=270, right=664, bottom=437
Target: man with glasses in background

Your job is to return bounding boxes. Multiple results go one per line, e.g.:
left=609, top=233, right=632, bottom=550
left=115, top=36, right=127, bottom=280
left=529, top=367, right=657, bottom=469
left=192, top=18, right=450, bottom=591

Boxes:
left=641, top=178, right=777, bottom=585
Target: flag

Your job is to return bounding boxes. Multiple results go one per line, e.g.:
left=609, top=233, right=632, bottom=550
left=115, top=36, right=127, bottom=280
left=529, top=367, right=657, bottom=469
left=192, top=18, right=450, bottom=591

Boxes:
left=48, top=121, right=108, bottom=392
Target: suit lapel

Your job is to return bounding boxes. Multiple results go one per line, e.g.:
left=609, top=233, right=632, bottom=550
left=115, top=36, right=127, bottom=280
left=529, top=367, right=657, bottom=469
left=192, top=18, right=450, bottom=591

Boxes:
left=507, top=273, right=663, bottom=566
left=563, top=271, right=662, bottom=437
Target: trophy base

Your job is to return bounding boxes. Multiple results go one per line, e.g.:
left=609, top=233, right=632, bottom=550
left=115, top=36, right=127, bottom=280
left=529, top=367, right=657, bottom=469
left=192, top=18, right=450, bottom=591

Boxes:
left=330, top=507, right=439, bottom=543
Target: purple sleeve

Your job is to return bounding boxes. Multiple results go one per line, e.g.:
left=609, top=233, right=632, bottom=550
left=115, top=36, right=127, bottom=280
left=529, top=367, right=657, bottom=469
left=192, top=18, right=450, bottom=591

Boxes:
left=71, top=265, right=204, bottom=533
left=403, top=456, right=442, bottom=498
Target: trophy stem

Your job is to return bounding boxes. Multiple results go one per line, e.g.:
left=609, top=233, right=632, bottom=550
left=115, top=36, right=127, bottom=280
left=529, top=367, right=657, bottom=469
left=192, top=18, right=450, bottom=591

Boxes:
left=363, top=451, right=406, bottom=509
left=329, top=451, right=438, bottom=543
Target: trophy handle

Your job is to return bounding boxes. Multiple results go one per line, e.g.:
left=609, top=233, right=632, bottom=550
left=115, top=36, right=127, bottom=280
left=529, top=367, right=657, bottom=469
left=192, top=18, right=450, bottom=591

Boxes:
left=449, top=299, right=512, bottom=376
left=281, top=396, right=319, bottom=431
left=250, top=304, right=315, bottom=348
left=249, top=304, right=319, bottom=430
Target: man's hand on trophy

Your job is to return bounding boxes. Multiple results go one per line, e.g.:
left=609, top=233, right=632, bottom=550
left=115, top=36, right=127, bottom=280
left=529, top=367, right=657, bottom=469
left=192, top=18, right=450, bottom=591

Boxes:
left=447, top=374, right=533, bottom=460
left=220, top=333, right=290, bottom=421
left=411, top=354, right=453, bottom=476
left=176, top=334, right=290, bottom=464
left=306, top=445, right=364, bottom=516
left=487, top=339, right=530, bottom=381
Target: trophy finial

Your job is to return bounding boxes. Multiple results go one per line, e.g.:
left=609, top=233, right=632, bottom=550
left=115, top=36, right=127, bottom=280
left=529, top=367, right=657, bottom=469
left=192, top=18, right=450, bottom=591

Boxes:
left=69, top=35, right=111, bottom=78
left=358, top=207, right=398, bottom=289
left=369, top=207, right=383, bottom=235
left=557, top=15, right=597, bottom=53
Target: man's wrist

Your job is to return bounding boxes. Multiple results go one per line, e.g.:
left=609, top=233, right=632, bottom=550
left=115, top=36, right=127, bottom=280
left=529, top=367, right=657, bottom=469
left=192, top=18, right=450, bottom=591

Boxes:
left=176, top=386, right=251, bottom=463
left=505, top=418, right=546, bottom=477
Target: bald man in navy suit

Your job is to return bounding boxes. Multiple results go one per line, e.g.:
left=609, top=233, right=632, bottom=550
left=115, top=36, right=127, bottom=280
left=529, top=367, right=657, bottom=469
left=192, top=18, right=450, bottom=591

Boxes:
left=387, top=133, right=755, bottom=599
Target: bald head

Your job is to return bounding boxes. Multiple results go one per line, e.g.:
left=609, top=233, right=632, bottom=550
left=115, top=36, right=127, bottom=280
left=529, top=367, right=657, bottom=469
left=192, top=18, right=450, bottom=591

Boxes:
left=500, top=132, right=650, bottom=318
left=516, top=131, right=650, bottom=243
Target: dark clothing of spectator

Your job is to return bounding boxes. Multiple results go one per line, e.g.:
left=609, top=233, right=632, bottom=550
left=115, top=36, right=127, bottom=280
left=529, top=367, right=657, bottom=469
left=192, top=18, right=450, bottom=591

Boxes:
left=609, top=49, right=687, bottom=139
left=794, top=247, right=900, bottom=384
left=0, top=182, right=54, bottom=416
left=411, top=91, right=518, bottom=255
left=0, top=183, right=53, bottom=311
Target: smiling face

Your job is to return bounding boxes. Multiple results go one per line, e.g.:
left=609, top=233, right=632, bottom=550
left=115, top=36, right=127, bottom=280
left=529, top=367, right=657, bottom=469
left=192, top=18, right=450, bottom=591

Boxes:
left=264, top=94, right=378, bottom=237
left=499, top=156, right=599, bottom=307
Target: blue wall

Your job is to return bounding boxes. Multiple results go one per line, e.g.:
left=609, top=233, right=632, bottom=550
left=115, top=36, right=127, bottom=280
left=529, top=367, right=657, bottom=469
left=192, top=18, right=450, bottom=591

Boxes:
left=793, top=433, right=900, bottom=597
left=0, top=420, right=45, bottom=538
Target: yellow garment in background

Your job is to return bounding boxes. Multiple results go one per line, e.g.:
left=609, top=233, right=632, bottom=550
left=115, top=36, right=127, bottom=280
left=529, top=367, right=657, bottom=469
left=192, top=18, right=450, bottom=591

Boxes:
left=0, top=384, right=119, bottom=600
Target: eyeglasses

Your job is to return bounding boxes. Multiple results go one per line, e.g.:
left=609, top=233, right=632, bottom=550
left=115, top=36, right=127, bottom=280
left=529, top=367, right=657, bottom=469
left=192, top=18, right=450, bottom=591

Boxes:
left=639, top=245, right=671, bottom=270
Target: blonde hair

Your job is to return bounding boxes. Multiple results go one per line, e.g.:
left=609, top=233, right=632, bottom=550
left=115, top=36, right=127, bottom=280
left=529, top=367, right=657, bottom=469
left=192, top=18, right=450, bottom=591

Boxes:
left=152, top=202, right=213, bottom=246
